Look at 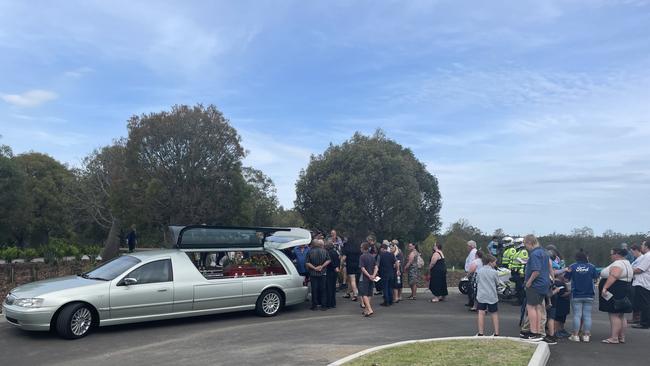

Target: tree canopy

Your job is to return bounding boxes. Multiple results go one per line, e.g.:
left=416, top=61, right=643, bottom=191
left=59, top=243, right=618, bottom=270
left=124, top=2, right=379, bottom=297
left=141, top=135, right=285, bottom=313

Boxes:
left=295, top=130, right=441, bottom=243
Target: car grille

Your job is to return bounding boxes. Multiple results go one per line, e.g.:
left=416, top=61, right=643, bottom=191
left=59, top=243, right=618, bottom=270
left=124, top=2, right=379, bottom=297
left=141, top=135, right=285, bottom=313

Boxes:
left=4, top=294, right=15, bottom=306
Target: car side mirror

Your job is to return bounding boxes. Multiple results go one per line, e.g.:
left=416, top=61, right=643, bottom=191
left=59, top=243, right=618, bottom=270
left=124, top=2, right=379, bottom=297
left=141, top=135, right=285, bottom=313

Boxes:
left=123, top=277, right=138, bottom=286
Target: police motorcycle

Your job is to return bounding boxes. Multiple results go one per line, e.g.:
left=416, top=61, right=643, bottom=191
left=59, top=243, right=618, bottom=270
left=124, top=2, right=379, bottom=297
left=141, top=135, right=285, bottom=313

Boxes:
left=459, top=265, right=516, bottom=297
left=458, top=236, right=514, bottom=295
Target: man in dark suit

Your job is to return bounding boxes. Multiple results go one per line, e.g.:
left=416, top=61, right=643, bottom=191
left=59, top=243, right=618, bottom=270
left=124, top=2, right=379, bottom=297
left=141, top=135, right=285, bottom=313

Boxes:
left=378, top=243, right=396, bottom=306
left=325, top=241, right=341, bottom=308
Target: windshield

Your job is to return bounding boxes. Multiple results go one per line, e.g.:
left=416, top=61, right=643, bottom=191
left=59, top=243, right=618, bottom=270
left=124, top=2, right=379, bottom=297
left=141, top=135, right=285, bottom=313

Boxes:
left=83, top=255, right=141, bottom=281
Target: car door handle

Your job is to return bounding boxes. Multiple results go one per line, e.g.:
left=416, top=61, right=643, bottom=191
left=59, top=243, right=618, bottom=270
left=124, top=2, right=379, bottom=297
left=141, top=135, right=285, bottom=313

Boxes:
left=157, top=289, right=168, bottom=292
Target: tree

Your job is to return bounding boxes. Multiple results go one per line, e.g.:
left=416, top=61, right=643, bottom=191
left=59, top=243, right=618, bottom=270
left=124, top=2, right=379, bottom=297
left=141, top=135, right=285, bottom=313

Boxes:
left=442, top=219, right=486, bottom=268
left=242, top=167, right=279, bottom=226
left=12, top=153, right=74, bottom=246
left=571, top=226, right=594, bottom=238
left=125, top=104, right=251, bottom=233
left=0, top=146, right=29, bottom=246
left=295, top=130, right=441, bottom=243
left=71, top=141, right=130, bottom=259
left=493, top=228, right=505, bottom=238
left=273, top=206, right=304, bottom=227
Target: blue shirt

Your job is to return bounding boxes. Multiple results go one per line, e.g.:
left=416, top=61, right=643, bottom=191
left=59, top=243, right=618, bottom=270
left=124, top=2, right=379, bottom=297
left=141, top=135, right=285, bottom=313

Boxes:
left=487, top=241, right=498, bottom=256
left=292, top=246, right=310, bottom=274
left=565, top=261, right=599, bottom=299
left=525, top=247, right=550, bottom=295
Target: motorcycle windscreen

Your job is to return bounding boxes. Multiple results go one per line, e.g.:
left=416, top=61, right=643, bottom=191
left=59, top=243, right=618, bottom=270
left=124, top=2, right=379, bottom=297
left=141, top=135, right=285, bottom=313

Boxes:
left=171, top=225, right=290, bottom=251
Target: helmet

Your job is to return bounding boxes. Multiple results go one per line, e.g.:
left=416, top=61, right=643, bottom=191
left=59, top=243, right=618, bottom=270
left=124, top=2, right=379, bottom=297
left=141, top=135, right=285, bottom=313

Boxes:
left=514, top=237, right=524, bottom=247
left=502, top=237, right=514, bottom=247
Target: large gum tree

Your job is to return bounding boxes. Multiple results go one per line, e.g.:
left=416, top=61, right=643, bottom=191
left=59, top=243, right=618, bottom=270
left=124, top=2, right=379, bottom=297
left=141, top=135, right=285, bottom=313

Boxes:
left=295, top=130, right=441, bottom=244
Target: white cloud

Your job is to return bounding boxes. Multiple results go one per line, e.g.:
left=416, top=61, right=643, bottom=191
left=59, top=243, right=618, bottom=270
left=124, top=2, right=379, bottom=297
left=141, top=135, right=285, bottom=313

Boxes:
left=63, top=66, right=94, bottom=78
left=1, top=89, right=58, bottom=107
left=239, top=128, right=314, bottom=208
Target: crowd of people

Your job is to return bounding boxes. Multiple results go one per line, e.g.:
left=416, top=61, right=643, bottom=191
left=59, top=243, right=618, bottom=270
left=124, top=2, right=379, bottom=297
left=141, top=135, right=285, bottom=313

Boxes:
left=288, top=229, right=650, bottom=346
left=289, top=231, right=449, bottom=315
left=464, top=235, right=650, bottom=345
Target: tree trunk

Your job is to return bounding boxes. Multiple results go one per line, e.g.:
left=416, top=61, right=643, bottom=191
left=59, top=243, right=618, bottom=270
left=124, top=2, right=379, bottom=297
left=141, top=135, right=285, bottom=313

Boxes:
left=101, top=217, right=122, bottom=260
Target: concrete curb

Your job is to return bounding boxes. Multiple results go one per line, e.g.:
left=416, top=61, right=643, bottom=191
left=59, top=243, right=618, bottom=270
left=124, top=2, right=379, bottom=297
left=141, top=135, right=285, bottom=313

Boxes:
left=527, top=340, right=550, bottom=366
left=328, top=336, right=549, bottom=366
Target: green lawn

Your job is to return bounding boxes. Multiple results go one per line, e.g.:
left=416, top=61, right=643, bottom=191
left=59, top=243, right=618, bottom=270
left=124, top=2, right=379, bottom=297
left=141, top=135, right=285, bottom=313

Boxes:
left=345, top=339, right=535, bottom=366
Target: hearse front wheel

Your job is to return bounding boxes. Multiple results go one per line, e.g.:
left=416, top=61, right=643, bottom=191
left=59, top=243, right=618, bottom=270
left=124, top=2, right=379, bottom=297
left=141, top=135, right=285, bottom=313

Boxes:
left=55, top=303, right=93, bottom=339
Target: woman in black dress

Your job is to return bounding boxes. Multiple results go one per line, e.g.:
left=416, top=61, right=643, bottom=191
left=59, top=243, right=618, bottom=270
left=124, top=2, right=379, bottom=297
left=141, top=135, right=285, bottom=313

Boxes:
left=342, top=239, right=361, bottom=301
left=428, top=242, right=448, bottom=302
left=598, top=247, right=634, bottom=344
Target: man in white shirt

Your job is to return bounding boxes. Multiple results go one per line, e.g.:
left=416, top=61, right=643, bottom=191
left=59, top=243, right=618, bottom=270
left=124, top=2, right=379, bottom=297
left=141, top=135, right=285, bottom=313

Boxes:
left=464, top=240, right=478, bottom=307
left=632, top=240, right=650, bottom=329
left=465, top=240, right=477, bottom=272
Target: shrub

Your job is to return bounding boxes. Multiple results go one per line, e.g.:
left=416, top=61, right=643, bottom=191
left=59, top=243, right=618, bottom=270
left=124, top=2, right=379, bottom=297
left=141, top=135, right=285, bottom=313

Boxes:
left=85, top=245, right=102, bottom=258
left=1, top=246, right=22, bottom=262
left=23, top=248, right=39, bottom=260
left=65, top=245, right=81, bottom=259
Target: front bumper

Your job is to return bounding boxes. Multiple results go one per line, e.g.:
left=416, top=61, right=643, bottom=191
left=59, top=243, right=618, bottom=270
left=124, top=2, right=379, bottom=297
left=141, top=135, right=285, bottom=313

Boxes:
left=2, top=304, right=55, bottom=331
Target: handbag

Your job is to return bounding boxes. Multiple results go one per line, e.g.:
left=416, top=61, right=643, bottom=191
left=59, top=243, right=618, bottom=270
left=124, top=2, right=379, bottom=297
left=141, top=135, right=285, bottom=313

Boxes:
left=612, top=263, right=633, bottom=313
left=416, top=253, right=424, bottom=269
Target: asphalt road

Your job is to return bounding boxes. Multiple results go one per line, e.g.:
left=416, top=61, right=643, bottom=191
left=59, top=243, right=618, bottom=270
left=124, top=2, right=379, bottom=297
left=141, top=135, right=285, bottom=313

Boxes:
left=1, top=290, right=647, bottom=365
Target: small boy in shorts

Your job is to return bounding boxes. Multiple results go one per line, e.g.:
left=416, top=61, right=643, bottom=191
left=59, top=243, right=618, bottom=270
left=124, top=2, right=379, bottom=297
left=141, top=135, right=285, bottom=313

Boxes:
left=548, top=276, right=571, bottom=339
left=476, top=254, right=500, bottom=336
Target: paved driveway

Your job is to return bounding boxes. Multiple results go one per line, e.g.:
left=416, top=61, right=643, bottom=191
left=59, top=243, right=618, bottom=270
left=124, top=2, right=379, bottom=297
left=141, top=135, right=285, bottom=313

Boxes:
left=0, top=290, right=646, bottom=365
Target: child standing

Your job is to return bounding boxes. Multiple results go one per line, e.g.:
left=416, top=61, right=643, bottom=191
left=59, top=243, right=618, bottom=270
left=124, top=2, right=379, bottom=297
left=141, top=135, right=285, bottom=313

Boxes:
left=551, top=276, right=571, bottom=338
left=476, top=254, right=500, bottom=336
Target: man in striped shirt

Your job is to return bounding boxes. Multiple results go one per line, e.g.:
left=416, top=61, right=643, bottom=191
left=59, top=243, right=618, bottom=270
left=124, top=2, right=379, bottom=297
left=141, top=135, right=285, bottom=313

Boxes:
left=307, top=239, right=331, bottom=310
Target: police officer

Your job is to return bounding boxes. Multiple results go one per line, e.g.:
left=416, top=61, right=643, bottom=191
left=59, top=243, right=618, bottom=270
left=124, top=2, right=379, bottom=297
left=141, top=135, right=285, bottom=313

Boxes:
left=500, top=237, right=515, bottom=268
left=510, top=237, right=528, bottom=305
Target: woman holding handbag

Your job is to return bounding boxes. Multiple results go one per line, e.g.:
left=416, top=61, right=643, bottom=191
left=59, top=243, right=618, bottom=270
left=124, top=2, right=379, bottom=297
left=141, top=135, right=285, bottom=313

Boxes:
left=599, top=247, right=634, bottom=344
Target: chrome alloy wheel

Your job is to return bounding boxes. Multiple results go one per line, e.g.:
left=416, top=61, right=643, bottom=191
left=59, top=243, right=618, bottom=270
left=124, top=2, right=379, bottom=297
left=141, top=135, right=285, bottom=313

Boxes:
left=262, top=292, right=280, bottom=315
left=70, top=307, right=92, bottom=336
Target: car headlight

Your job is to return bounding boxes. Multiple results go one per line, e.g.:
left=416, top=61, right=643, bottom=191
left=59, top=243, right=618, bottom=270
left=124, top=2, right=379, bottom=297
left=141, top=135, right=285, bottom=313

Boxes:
left=14, top=298, right=44, bottom=308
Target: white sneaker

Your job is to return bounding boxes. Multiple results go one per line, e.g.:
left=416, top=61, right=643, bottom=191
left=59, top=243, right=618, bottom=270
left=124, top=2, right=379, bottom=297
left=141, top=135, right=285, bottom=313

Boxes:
left=569, top=335, right=580, bottom=342
left=582, top=335, right=590, bottom=343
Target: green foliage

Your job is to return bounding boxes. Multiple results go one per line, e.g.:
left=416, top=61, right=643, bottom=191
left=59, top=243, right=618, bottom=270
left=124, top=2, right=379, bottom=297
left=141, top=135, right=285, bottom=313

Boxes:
left=419, top=233, right=437, bottom=265
left=295, top=130, right=441, bottom=243
left=440, top=219, right=486, bottom=268
left=0, top=152, right=29, bottom=245
left=436, top=221, right=648, bottom=268
left=64, top=244, right=81, bottom=258
left=242, top=167, right=280, bottom=226
left=273, top=207, right=305, bottom=227
left=23, top=248, right=38, bottom=260
left=85, top=245, right=102, bottom=258
left=11, top=153, right=74, bottom=246
left=1, top=246, right=21, bottom=262
left=125, top=104, right=252, bottom=228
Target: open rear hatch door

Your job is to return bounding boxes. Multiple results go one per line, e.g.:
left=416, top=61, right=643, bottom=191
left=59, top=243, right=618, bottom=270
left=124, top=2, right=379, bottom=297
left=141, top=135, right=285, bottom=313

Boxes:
left=170, top=225, right=293, bottom=251
left=264, top=227, right=312, bottom=250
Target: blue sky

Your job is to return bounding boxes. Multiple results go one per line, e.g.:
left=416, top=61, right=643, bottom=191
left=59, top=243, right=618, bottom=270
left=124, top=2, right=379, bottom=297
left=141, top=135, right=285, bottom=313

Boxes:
left=1, top=0, right=649, bottom=235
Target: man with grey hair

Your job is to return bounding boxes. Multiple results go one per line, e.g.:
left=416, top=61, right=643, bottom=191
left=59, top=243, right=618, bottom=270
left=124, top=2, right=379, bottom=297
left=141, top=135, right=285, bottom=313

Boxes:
left=465, top=240, right=478, bottom=272
left=306, top=239, right=331, bottom=311
left=464, top=240, right=478, bottom=307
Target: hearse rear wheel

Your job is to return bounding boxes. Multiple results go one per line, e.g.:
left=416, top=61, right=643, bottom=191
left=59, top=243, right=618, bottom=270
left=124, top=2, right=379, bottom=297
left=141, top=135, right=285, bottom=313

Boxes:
left=256, top=289, right=282, bottom=317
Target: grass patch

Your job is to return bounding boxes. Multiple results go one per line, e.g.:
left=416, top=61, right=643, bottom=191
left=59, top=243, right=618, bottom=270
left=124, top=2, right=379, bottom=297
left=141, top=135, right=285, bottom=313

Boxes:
left=345, top=339, right=535, bottom=366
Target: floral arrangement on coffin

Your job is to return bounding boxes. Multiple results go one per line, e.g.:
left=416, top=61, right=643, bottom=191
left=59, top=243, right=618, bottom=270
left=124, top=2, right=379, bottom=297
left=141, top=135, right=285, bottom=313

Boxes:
left=244, top=254, right=272, bottom=273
